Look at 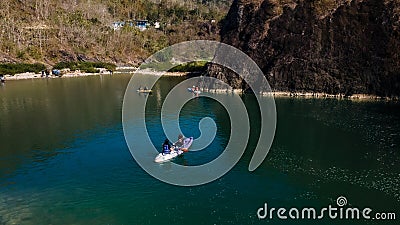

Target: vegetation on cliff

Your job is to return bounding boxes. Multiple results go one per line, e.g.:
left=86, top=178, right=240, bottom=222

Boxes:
left=0, top=0, right=230, bottom=66
left=0, top=63, right=46, bottom=75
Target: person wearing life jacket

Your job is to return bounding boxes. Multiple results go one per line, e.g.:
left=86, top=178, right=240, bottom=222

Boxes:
left=162, top=139, right=172, bottom=155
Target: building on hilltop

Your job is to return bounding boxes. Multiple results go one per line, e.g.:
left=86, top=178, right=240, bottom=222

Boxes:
left=112, top=21, right=125, bottom=30
left=112, top=20, right=150, bottom=31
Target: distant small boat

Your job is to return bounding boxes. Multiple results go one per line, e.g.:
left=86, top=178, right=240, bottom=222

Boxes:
left=137, top=89, right=152, bottom=93
left=188, top=88, right=201, bottom=94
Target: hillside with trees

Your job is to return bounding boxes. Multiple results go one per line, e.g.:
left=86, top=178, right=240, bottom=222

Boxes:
left=0, top=0, right=230, bottom=66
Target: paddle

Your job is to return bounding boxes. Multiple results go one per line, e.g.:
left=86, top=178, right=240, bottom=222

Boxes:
left=172, top=144, right=189, bottom=152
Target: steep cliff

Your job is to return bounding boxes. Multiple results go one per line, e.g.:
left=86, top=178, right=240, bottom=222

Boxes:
left=209, top=0, right=400, bottom=97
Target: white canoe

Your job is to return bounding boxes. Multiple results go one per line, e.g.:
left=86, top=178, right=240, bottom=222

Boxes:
left=154, top=149, right=184, bottom=163
left=187, top=88, right=201, bottom=94
left=154, top=137, right=193, bottom=163
left=137, top=89, right=152, bottom=93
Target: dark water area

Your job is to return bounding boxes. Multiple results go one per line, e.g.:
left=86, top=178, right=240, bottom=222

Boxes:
left=0, top=75, right=399, bottom=224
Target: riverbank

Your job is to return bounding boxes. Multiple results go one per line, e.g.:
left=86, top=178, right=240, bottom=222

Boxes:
left=198, top=88, right=399, bottom=101
left=2, top=72, right=109, bottom=81
left=2, top=68, right=197, bottom=81
left=268, top=91, right=399, bottom=101
left=2, top=72, right=398, bottom=101
left=135, top=68, right=200, bottom=77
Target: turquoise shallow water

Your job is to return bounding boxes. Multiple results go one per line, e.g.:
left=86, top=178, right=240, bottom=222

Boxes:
left=0, top=75, right=399, bottom=224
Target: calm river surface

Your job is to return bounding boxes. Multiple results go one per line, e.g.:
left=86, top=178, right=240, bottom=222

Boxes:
left=0, top=74, right=399, bottom=224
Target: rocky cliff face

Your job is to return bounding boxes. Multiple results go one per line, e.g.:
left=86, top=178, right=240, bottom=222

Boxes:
left=208, top=0, right=400, bottom=97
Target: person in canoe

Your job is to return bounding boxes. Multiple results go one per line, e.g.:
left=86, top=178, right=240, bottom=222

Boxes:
left=174, top=134, right=190, bottom=152
left=162, top=138, right=174, bottom=155
left=174, top=134, right=184, bottom=148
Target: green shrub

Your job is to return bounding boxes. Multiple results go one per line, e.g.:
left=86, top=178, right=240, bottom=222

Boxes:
left=90, top=62, right=117, bottom=71
left=0, top=63, right=46, bottom=75
left=168, top=61, right=208, bottom=72
left=140, top=61, right=207, bottom=72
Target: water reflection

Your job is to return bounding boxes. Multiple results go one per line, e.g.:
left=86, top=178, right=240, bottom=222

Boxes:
left=0, top=75, right=131, bottom=176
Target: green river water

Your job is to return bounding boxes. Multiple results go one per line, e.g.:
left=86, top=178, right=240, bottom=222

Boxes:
left=0, top=74, right=399, bottom=224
